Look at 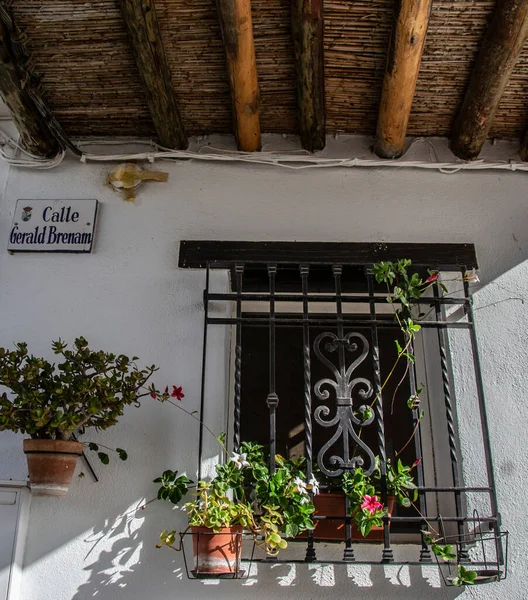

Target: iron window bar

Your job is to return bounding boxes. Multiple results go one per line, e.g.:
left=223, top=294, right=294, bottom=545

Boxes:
left=182, top=242, right=505, bottom=573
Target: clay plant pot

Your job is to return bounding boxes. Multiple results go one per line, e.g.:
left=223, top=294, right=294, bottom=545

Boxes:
left=308, top=492, right=347, bottom=541
left=192, top=525, right=243, bottom=575
left=23, top=439, right=83, bottom=497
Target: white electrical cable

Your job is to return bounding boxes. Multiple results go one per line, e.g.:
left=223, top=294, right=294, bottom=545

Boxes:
left=0, top=128, right=526, bottom=174
left=0, top=129, right=65, bottom=169
left=79, top=146, right=528, bottom=173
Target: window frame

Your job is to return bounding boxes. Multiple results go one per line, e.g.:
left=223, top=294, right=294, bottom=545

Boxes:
left=179, top=241, right=503, bottom=567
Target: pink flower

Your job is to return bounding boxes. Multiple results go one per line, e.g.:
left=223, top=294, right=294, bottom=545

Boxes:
left=361, top=494, right=384, bottom=514
left=426, top=273, right=439, bottom=283
left=412, top=457, right=422, bottom=469
left=171, top=386, right=185, bottom=401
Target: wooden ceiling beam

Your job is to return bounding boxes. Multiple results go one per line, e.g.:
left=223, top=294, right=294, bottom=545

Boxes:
left=451, top=0, right=528, bottom=161
left=374, top=0, right=432, bottom=159
left=0, top=8, right=59, bottom=158
left=290, top=0, right=325, bottom=152
left=119, top=0, right=187, bottom=150
left=520, top=129, right=528, bottom=161
left=216, top=0, right=261, bottom=151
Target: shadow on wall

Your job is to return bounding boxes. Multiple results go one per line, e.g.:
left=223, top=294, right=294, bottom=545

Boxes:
left=70, top=503, right=464, bottom=600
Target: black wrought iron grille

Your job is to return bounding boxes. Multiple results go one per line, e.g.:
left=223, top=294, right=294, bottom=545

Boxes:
left=180, top=242, right=504, bottom=569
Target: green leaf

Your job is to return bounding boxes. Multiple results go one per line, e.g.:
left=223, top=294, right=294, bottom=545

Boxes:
left=465, top=570, right=477, bottom=583
left=97, top=452, right=110, bottom=465
left=116, top=448, right=128, bottom=461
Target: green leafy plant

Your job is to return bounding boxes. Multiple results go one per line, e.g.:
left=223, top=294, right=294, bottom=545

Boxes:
left=431, top=542, right=457, bottom=562
left=185, top=480, right=255, bottom=531
left=342, top=465, right=387, bottom=537
left=386, top=458, right=419, bottom=508
left=451, top=564, right=478, bottom=587
left=0, top=337, right=177, bottom=463
left=154, top=470, right=193, bottom=504
left=155, top=441, right=316, bottom=556
left=341, top=457, right=420, bottom=537
left=423, top=530, right=478, bottom=586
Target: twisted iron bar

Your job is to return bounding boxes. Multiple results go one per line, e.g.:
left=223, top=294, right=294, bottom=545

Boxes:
left=300, top=266, right=313, bottom=473
left=233, top=264, right=244, bottom=451
left=439, top=335, right=459, bottom=465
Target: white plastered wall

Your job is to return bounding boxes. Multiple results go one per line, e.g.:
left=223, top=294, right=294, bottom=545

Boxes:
left=0, top=140, right=527, bottom=600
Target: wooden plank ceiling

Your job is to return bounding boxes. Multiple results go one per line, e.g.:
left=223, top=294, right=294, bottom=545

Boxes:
left=4, top=0, right=528, bottom=159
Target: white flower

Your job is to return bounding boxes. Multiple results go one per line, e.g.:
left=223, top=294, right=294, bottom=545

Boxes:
left=308, top=475, right=320, bottom=496
left=230, top=452, right=250, bottom=470
left=299, top=495, right=310, bottom=504
left=464, top=268, right=480, bottom=284
left=293, top=476, right=307, bottom=494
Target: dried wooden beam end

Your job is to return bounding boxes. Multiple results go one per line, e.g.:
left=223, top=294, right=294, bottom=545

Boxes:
left=451, top=0, right=528, bottom=161
left=374, top=0, right=432, bottom=159
left=119, top=0, right=187, bottom=150
left=216, top=0, right=261, bottom=152
left=291, top=0, right=325, bottom=152
left=0, top=7, right=59, bottom=158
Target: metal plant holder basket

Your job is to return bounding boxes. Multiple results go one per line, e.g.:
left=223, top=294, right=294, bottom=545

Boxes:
left=180, top=529, right=256, bottom=580
left=434, top=512, right=509, bottom=587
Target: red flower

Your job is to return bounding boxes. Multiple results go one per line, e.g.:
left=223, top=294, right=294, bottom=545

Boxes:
left=164, top=386, right=169, bottom=394
left=150, top=392, right=157, bottom=399
left=361, top=494, right=384, bottom=514
left=412, top=457, right=422, bottom=469
left=171, top=386, right=184, bottom=401
left=425, top=273, right=438, bottom=283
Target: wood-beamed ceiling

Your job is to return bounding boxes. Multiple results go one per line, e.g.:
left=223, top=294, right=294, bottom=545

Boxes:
left=3, top=0, right=528, bottom=159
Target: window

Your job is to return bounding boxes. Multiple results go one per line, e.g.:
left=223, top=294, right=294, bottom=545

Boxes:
left=179, top=241, right=504, bottom=567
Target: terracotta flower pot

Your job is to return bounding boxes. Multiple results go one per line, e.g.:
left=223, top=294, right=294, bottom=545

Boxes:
left=23, top=439, right=83, bottom=497
left=309, top=492, right=347, bottom=540
left=192, top=525, right=243, bottom=575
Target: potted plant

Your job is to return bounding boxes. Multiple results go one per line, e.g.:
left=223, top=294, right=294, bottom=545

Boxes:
left=340, top=456, right=420, bottom=540
left=0, top=337, right=175, bottom=497
left=156, top=441, right=317, bottom=574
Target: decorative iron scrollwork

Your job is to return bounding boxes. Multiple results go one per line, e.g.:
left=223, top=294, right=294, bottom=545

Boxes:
left=314, top=331, right=376, bottom=477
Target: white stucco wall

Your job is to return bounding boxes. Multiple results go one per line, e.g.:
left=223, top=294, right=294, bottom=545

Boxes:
left=0, top=140, right=527, bottom=600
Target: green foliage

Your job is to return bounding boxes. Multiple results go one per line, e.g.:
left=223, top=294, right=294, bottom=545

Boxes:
left=246, top=447, right=315, bottom=553
left=407, top=387, right=423, bottom=410
left=431, top=543, right=457, bottom=562
left=156, top=441, right=316, bottom=556
left=451, top=564, right=477, bottom=587
left=341, top=457, right=420, bottom=537
left=342, top=464, right=386, bottom=537
left=372, top=259, right=434, bottom=342
left=154, top=470, right=193, bottom=504
left=342, top=465, right=377, bottom=506
left=185, top=480, right=255, bottom=532
left=0, top=337, right=167, bottom=443
left=386, top=459, right=419, bottom=508
left=97, top=452, right=110, bottom=465
left=423, top=531, right=475, bottom=587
